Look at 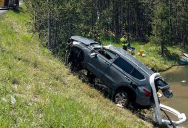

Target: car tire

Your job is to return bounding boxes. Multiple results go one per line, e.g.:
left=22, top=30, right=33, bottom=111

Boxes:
left=66, top=48, right=84, bottom=72
left=114, top=90, right=130, bottom=108
left=15, top=0, right=19, bottom=7
left=4, top=0, right=9, bottom=6
left=65, top=50, right=70, bottom=65
left=87, top=71, right=95, bottom=83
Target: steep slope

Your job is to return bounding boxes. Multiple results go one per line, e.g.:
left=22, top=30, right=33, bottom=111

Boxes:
left=0, top=6, right=152, bottom=128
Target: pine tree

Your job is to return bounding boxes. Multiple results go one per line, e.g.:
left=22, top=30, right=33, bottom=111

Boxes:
left=150, top=0, right=170, bottom=55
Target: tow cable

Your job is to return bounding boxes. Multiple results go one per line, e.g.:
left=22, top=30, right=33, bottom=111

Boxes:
left=160, top=109, right=176, bottom=128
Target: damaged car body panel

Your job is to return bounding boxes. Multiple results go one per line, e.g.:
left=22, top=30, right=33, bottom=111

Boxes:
left=65, top=36, right=173, bottom=109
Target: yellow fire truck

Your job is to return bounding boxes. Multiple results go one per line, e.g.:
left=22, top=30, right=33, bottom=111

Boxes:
left=0, top=0, right=19, bottom=9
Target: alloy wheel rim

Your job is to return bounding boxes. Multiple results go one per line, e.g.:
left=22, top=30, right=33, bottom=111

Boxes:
left=115, top=92, right=128, bottom=106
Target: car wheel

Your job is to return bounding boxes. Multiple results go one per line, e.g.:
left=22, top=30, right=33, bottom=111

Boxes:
left=87, top=71, right=95, bottom=83
left=65, top=49, right=75, bottom=66
left=16, top=0, right=19, bottom=7
left=4, top=0, right=9, bottom=6
left=69, top=50, right=84, bottom=72
left=65, top=49, right=70, bottom=65
left=114, top=90, right=130, bottom=108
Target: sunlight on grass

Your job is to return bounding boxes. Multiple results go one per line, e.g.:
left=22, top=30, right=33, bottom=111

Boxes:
left=0, top=5, right=152, bottom=128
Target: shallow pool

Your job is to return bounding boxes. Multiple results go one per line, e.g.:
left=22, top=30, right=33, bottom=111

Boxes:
left=160, top=66, right=188, bottom=127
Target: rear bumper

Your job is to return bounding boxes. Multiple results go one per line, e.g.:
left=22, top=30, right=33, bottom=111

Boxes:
left=133, top=88, right=154, bottom=109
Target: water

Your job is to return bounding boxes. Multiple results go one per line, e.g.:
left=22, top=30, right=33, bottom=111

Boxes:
left=160, top=66, right=188, bottom=128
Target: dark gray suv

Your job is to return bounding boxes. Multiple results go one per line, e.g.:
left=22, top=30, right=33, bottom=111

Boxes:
left=65, top=36, right=173, bottom=109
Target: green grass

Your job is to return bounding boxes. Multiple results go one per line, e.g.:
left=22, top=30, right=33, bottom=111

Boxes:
left=102, top=40, right=182, bottom=72
left=0, top=6, right=152, bottom=128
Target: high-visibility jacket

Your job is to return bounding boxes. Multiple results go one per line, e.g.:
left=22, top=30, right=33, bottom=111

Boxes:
left=122, top=43, right=128, bottom=46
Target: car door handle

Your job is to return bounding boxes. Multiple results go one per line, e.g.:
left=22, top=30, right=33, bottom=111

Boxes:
left=104, top=61, right=110, bottom=65
left=124, top=76, right=130, bottom=81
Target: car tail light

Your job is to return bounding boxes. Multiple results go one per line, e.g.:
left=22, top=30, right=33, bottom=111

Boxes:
left=143, top=89, right=152, bottom=97
left=162, top=89, right=168, bottom=92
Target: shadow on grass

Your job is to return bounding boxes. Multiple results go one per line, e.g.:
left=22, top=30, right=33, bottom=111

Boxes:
left=13, top=7, right=21, bottom=14
left=76, top=70, right=112, bottom=98
left=162, top=47, right=180, bottom=62
left=180, top=45, right=188, bottom=53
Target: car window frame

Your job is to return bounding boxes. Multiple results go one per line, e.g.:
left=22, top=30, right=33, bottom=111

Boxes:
left=94, top=48, right=119, bottom=62
left=113, top=57, right=145, bottom=81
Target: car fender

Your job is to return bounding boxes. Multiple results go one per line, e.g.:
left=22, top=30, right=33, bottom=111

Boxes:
left=70, top=44, right=89, bottom=61
left=113, top=83, right=137, bottom=102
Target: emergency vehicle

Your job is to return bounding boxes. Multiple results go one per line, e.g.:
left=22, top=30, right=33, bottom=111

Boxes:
left=0, top=0, right=19, bottom=9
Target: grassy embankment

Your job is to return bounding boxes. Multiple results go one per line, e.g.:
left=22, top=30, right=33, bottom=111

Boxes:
left=0, top=6, right=152, bottom=128
left=103, top=40, right=183, bottom=72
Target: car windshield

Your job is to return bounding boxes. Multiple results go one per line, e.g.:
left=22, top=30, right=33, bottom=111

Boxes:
left=94, top=48, right=117, bottom=60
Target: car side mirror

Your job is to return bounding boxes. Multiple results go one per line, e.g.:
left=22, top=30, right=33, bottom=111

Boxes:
left=90, top=53, right=97, bottom=58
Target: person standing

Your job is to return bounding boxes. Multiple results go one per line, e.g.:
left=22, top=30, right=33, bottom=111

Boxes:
left=120, top=37, right=128, bottom=51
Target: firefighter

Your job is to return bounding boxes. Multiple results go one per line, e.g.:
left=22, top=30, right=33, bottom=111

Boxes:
left=120, top=36, right=128, bottom=51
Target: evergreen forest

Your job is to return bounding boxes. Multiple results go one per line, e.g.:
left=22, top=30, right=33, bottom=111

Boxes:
left=25, top=0, right=188, bottom=55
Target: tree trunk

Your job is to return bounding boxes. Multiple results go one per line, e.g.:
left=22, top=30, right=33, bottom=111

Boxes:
left=128, top=2, right=130, bottom=41
left=121, top=0, right=124, bottom=36
left=53, top=19, right=57, bottom=52
left=161, top=32, right=164, bottom=55
left=92, top=0, right=94, bottom=31
left=68, top=8, right=71, bottom=38
left=48, top=0, right=51, bottom=49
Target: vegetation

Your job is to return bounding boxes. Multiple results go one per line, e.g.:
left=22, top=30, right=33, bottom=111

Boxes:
left=25, top=0, right=188, bottom=56
left=22, top=0, right=188, bottom=72
left=0, top=6, right=153, bottom=128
